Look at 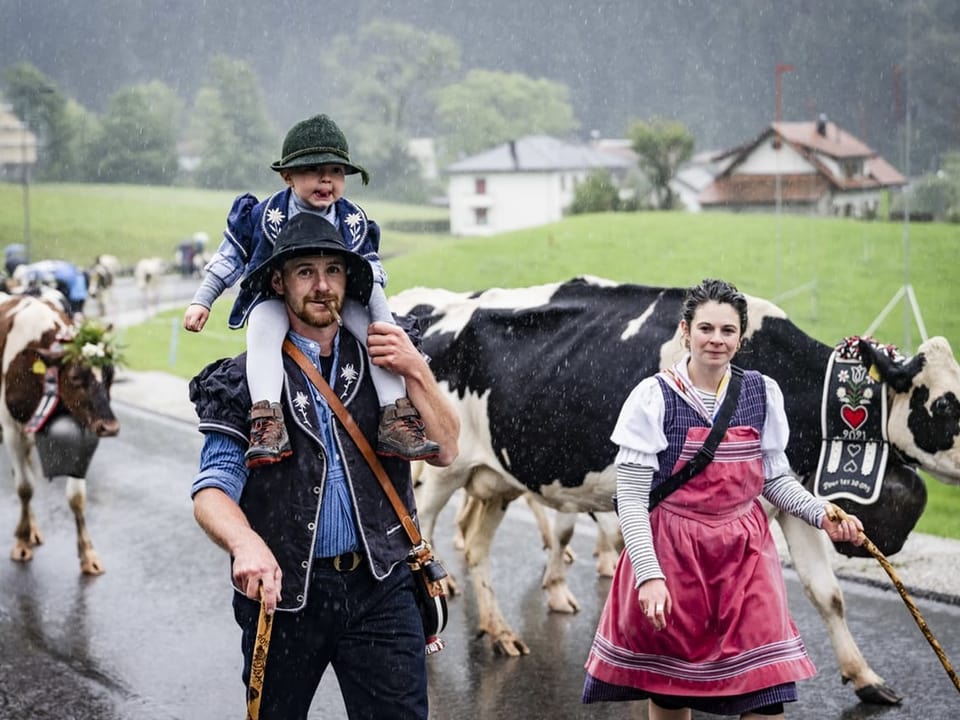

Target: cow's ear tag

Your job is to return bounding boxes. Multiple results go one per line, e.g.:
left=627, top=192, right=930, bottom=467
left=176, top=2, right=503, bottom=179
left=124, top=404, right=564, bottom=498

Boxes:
left=32, top=358, right=47, bottom=375
left=868, top=364, right=881, bottom=383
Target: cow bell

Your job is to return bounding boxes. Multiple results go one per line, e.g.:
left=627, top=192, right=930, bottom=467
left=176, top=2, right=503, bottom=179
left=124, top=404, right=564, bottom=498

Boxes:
left=35, top=413, right=100, bottom=478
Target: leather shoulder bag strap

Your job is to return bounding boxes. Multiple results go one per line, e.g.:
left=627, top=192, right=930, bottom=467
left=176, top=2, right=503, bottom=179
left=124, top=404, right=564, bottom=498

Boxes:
left=282, top=339, right=425, bottom=548
left=648, top=365, right=744, bottom=510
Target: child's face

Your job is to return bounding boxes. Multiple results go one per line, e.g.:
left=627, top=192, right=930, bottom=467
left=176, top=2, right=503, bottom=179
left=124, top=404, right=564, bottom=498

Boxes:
left=283, top=164, right=346, bottom=212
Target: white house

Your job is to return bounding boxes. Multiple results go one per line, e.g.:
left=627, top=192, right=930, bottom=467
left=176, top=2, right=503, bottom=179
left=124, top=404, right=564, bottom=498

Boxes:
left=445, top=135, right=633, bottom=236
left=699, top=116, right=906, bottom=218
left=0, top=104, right=37, bottom=181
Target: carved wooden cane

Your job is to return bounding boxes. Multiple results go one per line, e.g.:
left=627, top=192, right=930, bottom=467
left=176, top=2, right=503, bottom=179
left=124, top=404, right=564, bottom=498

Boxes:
left=245, top=584, right=274, bottom=719
left=826, top=504, right=960, bottom=694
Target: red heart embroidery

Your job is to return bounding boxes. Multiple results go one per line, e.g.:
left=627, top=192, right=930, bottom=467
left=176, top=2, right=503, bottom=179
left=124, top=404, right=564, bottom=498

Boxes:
left=841, top=404, right=867, bottom=430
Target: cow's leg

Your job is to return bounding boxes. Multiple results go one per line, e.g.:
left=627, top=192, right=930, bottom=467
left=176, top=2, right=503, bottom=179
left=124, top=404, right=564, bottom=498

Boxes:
left=7, top=428, right=43, bottom=562
left=66, top=476, right=104, bottom=575
left=458, top=481, right=530, bottom=656
left=542, top=510, right=580, bottom=613
left=593, top=511, right=623, bottom=578
left=524, top=493, right=577, bottom=561
left=776, top=512, right=902, bottom=705
left=414, top=462, right=468, bottom=596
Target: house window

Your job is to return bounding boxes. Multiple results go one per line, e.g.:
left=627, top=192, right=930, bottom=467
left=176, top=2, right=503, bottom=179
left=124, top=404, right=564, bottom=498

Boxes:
left=475, top=177, right=486, bottom=195
left=474, top=207, right=488, bottom=226
left=560, top=175, right=566, bottom=191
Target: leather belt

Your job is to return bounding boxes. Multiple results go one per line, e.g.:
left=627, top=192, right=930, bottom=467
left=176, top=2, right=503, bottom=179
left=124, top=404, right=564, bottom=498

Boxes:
left=316, top=551, right=363, bottom=572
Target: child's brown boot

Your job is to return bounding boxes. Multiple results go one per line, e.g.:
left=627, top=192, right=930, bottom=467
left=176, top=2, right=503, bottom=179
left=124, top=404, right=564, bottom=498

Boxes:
left=245, top=400, right=292, bottom=468
left=377, top=398, right=440, bottom=461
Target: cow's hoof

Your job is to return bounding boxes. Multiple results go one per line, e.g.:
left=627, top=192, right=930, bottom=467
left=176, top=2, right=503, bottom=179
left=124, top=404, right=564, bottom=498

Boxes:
left=442, top=575, right=460, bottom=597
left=545, top=586, right=580, bottom=614
left=80, top=552, right=105, bottom=575
left=10, top=542, right=34, bottom=563
left=855, top=682, right=903, bottom=705
left=490, top=632, right=530, bottom=657
left=595, top=552, right=618, bottom=577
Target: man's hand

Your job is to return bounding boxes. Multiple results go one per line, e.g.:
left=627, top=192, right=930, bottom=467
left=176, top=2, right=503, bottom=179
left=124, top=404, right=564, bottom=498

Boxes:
left=366, top=321, right=421, bottom=373
left=231, top=533, right=283, bottom=614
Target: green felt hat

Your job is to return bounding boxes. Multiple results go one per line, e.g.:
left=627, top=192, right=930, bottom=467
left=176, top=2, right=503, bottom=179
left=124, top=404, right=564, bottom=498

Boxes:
left=270, top=114, right=369, bottom=185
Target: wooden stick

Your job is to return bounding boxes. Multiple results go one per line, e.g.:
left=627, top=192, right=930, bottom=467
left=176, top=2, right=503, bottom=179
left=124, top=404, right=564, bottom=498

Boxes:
left=826, top=504, right=960, bottom=694
left=245, top=585, right=274, bottom=719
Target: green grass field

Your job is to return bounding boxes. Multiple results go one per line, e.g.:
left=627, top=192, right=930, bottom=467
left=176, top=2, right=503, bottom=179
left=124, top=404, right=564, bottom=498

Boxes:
left=0, top=182, right=450, bottom=267
left=4, top=182, right=959, bottom=537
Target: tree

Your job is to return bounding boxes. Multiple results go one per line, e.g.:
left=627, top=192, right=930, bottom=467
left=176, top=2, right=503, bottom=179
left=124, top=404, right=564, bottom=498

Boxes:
left=569, top=171, right=621, bottom=214
left=90, top=82, right=180, bottom=185
left=60, top=99, right=101, bottom=182
left=3, top=62, right=76, bottom=181
left=321, top=20, right=461, bottom=199
left=436, top=70, right=579, bottom=162
left=190, top=55, right=277, bottom=191
left=628, top=118, right=694, bottom=210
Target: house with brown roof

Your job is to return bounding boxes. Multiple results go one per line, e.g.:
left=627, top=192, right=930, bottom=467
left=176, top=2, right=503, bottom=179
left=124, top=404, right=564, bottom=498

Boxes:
left=698, top=116, right=905, bottom=218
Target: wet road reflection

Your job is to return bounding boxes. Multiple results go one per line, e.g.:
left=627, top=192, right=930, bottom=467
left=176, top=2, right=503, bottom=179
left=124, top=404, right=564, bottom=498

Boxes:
left=0, top=404, right=957, bottom=718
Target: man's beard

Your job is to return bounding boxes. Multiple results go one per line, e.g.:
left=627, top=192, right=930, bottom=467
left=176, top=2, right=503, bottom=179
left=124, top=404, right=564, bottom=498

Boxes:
left=291, top=294, right=342, bottom=329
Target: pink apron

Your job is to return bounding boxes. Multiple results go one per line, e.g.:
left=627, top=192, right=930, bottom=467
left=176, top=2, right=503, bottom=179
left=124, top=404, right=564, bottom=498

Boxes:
left=585, top=425, right=816, bottom=698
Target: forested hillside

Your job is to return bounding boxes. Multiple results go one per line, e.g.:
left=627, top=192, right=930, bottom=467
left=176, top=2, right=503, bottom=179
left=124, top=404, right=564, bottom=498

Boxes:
left=2, top=0, right=958, bottom=173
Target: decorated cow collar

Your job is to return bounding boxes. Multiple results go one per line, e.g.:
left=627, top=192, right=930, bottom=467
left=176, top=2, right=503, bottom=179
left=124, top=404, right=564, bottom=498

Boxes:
left=24, top=320, right=122, bottom=434
left=813, top=336, right=900, bottom=505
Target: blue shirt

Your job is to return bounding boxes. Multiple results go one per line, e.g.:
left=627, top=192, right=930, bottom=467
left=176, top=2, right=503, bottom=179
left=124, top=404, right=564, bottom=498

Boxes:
left=191, top=331, right=360, bottom=557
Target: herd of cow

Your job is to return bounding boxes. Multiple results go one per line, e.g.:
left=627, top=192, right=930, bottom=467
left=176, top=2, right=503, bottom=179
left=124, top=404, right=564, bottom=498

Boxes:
left=1, top=272, right=959, bottom=707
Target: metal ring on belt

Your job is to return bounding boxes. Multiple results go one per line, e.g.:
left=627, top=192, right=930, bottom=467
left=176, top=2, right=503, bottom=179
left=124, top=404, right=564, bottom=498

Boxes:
left=317, top=551, right=363, bottom=572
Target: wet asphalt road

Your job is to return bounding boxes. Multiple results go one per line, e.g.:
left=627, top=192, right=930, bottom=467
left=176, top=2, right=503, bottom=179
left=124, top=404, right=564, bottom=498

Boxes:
left=1, top=404, right=960, bottom=718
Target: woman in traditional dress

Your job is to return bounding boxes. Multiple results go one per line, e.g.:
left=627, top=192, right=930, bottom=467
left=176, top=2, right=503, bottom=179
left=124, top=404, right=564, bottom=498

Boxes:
left=582, top=278, right=864, bottom=719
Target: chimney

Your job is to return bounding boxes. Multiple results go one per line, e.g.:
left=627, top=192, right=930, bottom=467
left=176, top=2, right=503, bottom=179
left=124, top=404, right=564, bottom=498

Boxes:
left=816, top=113, right=828, bottom=137
left=508, top=139, right=518, bottom=169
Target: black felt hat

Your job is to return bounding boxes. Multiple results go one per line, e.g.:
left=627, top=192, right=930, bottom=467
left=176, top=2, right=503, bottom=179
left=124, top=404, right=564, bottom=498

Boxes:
left=241, top=214, right=373, bottom=304
left=270, top=114, right=370, bottom=185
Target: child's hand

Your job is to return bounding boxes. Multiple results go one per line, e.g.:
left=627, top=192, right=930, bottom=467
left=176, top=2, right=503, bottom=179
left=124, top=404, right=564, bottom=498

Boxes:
left=183, top=304, right=210, bottom=332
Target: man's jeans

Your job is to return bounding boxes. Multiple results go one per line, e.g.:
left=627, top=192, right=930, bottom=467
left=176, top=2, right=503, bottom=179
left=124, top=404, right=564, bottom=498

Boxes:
left=233, top=561, right=428, bottom=720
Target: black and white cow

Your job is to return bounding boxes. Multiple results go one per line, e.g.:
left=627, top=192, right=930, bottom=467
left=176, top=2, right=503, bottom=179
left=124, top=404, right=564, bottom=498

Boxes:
left=390, top=276, right=960, bottom=705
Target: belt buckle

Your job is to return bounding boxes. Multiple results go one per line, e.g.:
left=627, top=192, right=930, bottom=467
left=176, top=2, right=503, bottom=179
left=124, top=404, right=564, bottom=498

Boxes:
left=333, top=551, right=361, bottom=572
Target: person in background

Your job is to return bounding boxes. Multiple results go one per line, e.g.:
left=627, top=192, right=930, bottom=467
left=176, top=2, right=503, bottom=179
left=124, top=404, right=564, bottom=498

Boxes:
left=582, top=278, right=864, bottom=719
left=183, top=113, right=439, bottom=468
left=190, top=213, right=459, bottom=719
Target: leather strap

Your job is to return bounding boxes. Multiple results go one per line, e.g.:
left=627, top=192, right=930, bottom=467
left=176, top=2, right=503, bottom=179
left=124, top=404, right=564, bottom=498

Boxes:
left=648, top=365, right=744, bottom=510
left=282, top=339, right=426, bottom=550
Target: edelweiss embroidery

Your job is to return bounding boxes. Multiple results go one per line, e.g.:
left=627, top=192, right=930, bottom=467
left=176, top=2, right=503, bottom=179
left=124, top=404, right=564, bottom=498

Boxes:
left=344, top=212, right=362, bottom=230
left=293, top=390, right=312, bottom=426
left=265, top=207, right=285, bottom=230
left=340, top=363, right=358, bottom=396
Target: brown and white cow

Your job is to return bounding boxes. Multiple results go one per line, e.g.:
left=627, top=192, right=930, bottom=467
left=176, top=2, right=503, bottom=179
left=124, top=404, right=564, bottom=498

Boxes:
left=391, top=276, right=960, bottom=706
left=0, top=292, right=120, bottom=575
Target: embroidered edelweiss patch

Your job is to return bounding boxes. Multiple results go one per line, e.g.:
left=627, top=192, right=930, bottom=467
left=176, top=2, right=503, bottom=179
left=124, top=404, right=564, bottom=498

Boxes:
left=265, top=207, right=285, bottom=228
left=340, top=364, right=359, bottom=384
left=293, top=390, right=311, bottom=426
left=344, top=212, right=362, bottom=229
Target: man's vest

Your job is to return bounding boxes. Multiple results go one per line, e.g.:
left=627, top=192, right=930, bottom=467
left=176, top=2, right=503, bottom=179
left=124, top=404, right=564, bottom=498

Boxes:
left=191, top=329, right=418, bottom=612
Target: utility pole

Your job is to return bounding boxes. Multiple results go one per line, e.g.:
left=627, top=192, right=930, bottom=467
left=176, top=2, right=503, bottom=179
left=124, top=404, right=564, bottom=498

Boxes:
left=774, top=63, right=794, bottom=294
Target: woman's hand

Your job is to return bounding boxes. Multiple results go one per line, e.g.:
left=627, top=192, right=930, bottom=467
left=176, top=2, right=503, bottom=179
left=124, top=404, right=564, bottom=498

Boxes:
left=822, top=504, right=865, bottom=546
left=637, top=578, right=671, bottom=631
